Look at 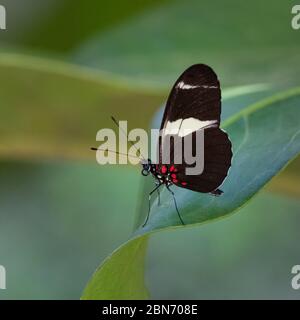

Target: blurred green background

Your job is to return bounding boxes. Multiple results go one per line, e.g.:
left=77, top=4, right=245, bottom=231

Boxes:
left=0, top=0, right=299, bottom=299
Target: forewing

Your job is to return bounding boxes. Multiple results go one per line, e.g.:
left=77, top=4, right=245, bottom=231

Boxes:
left=160, top=64, right=221, bottom=130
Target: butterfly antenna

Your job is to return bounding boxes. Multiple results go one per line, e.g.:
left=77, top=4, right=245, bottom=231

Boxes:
left=111, top=116, right=146, bottom=161
left=90, top=147, right=141, bottom=160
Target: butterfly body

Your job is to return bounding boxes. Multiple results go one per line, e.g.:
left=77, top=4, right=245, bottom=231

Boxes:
left=142, top=160, right=189, bottom=187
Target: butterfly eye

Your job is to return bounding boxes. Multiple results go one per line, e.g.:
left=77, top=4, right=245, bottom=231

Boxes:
left=141, top=169, right=150, bottom=176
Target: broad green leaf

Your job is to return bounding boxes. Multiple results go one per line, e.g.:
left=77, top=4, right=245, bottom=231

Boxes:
left=26, top=0, right=171, bottom=52
left=0, top=53, right=164, bottom=159
left=221, top=85, right=300, bottom=197
left=82, top=88, right=300, bottom=299
left=74, top=0, right=300, bottom=87
left=81, top=235, right=150, bottom=300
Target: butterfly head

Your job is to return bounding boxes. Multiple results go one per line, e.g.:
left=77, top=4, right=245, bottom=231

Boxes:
left=141, top=158, right=152, bottom=176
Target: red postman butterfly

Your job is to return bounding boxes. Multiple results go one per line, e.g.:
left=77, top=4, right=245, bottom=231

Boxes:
left=92, top=64, right=232, bottom=227
left=140, top=64, right=232, bottom=226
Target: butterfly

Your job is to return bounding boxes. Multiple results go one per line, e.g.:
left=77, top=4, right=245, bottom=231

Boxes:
left=91, top=64, right=232, bottom=227
left=140, top=64, right=232, bottom=226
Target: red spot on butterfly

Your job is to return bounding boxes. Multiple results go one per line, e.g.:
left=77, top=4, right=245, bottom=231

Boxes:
left=171, top=174, right=177, bottom=179
left=170, top=166, right=178, bottom=174
left=161, top=165, right=167, bottom=174
left=172, top=179, right=178, bottom=184
left=181, top=182, right=188, bottom=186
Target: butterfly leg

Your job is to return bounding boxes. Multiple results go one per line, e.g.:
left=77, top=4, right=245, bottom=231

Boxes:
left=155, top=181, right=161, bottom=206
left=142, top=183, right=162, bottom=227
left=166, top=185, right=185, bottom=225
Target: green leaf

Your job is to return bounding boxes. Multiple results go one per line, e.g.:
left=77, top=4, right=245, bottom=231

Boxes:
left=82, top=235, right=150, bottom=300
left=0, top=53, right=164, bottom=159
left=73, top=0, right=300, bottom=87
left=26, top=0, right=171, bottom=52
left=81, top=87, right=300, bottom=299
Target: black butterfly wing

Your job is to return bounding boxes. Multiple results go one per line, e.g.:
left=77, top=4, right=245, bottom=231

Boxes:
left=159, top=64, right=232, bottom=193
left=160, top=64, right=221, bottom=130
